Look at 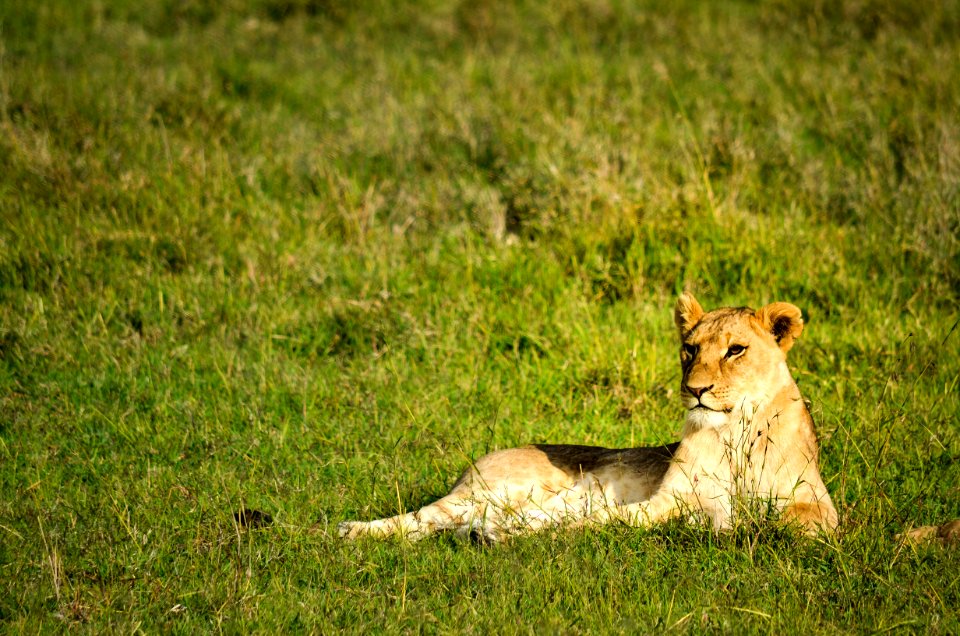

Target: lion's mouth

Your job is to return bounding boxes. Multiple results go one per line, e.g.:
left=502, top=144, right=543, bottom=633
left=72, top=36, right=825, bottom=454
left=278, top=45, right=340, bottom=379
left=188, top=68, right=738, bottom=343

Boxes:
left=689, top=403, right=733, bottom=414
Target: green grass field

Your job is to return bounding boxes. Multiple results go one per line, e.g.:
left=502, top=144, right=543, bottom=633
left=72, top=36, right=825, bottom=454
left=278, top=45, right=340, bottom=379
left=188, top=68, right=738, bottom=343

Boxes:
left=2, top=0, right=959, bottom=631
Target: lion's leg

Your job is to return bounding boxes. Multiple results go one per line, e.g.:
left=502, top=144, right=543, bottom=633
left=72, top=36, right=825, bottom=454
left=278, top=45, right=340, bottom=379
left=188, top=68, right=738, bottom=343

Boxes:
left=339, top=493, right=568, bottom=543
left=780, top=499, right=838, bottom=535
left=637, top=490, right=726, bottom=527
left=576, top=491, right=688, bottom=527
left=467, top=491, right=593, bottom=542
left=338, top=494, right=480, bottom=541
left=577, top=488, right=730, bottom=531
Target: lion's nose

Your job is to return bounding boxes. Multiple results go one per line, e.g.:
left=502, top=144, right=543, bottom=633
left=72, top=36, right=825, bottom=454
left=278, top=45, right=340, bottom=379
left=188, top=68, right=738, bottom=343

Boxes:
left=687, top=384, right=713, bottom=399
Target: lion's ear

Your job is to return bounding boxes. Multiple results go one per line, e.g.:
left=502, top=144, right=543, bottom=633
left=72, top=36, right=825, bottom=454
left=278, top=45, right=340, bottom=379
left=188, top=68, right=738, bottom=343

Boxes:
left=755, top=302, right=804, bottom=352
left=674, top=292, right=704, bottom=339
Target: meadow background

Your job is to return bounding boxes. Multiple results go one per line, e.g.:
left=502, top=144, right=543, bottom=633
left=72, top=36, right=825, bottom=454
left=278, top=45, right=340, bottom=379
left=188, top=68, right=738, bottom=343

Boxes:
left=2, top=0, right=959, bottom=632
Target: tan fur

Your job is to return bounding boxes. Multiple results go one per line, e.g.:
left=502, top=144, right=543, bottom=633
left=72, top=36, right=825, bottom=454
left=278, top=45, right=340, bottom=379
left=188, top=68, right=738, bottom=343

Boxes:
left=338, top=293, right=838, bottom=541
left=899, top=519, right=960, bottom=545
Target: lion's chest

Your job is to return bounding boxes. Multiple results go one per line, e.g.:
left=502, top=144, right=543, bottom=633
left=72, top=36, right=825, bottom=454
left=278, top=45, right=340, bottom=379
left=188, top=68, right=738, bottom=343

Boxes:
left=668, top=429, right=779, bottom=495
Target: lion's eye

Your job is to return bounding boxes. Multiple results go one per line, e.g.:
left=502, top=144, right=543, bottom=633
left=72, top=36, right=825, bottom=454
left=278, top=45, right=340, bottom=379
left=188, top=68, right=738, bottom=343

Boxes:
left=726, top=344, right=746, bottom=357
left=682, top=343, right=698, bottom=357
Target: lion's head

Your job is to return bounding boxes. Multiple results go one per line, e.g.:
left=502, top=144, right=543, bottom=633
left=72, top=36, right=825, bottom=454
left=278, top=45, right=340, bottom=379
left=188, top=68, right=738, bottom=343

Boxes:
left=673, top=292, right=804, bottom=429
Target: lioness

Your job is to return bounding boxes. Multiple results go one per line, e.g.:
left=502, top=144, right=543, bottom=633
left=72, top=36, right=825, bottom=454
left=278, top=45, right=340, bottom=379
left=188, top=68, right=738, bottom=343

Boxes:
left=339, top=293, right=838, bottom=541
